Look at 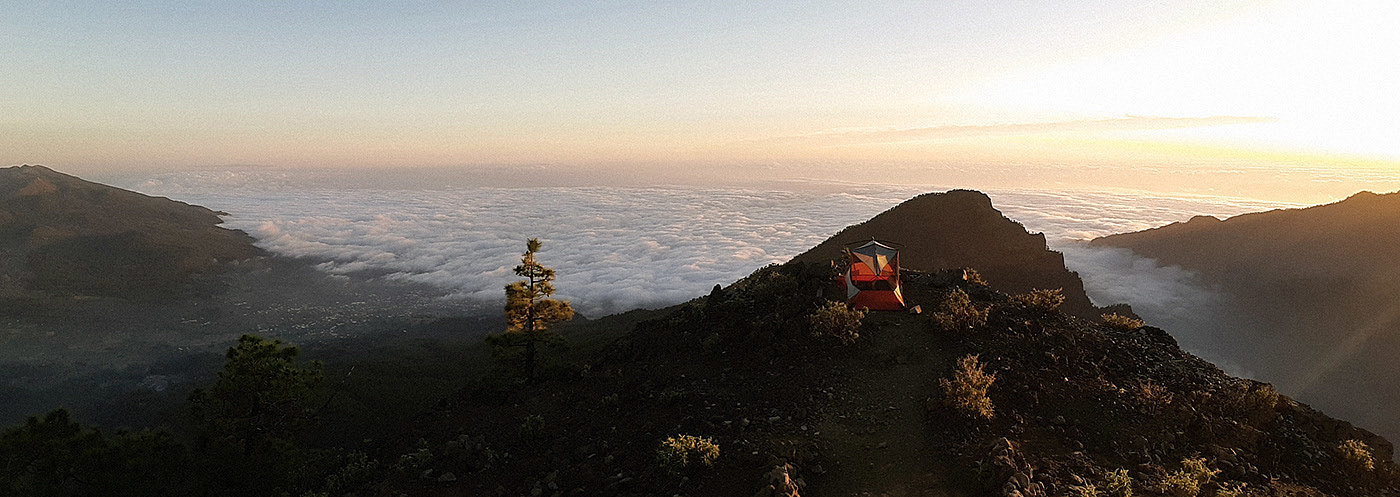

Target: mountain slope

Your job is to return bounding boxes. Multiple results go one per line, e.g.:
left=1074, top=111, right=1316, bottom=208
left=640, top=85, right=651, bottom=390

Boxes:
left=389, top=263, right=1397, bottom=496
left=1092, top=190, right=1400, bottom=445
left=0, top=165, right=263, bottom=299
left=790, top=189, right=1102, bottom=318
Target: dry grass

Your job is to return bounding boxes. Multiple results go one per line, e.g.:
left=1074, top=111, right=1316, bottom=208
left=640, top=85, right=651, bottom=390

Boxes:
left=940, top=354, right=996, bottom=419
left=1337, top=439, right=1375, bottom=471
left=808, top=300, right=865, bottom=345
left=1159, top=457, right=1218, bottom=497
left=1104, top=468, right=1133, bottom=497
left=932, top=289, right=990, bottom=331
left=657, top=434, right=720, bottom=474
left=1013, top=288, right=1065, bottom=312
left=1101, top=313, right=1144, bottom=330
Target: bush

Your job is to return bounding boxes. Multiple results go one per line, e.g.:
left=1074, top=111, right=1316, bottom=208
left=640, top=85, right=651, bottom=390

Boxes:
left=1069, top=483, right=1101, bottom=497
left=1215, top=482, right=1245, bottom=497
left=1135, top=380, right=1174, bottom=410
left=1229, top=383, right=1279, bottom=425
left=939, top=354, right=996, bottom=419
left=657, top=435, right=719, bottom=474
left=1101, top=313, right=1144, bottom=330
left=808, top=300, right=865, bottom=345
left=518, top=415, right=545, bottom=444
left=1159, top=458, right=1218, bottom=497
left=932, top=289, right=989, bottom=331
left=1104, top=468, right=1133, bottom=497
left=1337, top=439, right=1375, bottom=471
left=964, top=268, right=988, bottom=286
left=1013, top=288, right=1065, bottom=312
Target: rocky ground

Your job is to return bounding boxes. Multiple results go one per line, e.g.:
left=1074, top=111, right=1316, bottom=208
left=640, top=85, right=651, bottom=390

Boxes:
left=375, top=264, right=1398, bottom=496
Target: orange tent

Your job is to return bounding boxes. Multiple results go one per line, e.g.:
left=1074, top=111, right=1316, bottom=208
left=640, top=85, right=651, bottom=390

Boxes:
left=843, top=240, right=905, bottom=310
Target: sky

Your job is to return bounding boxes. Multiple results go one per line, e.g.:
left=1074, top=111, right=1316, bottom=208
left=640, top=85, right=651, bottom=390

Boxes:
left=3, top=0, right=1399, bottom=184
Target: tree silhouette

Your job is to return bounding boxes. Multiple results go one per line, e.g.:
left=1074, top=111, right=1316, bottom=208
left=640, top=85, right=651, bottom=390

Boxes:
left=188, top=334, right=324, bottom=494
left=489, top=238, right=575, bottom=383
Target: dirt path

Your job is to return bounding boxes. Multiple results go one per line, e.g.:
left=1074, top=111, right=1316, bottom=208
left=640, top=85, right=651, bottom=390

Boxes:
left=808, top=311, right=964, bottom=496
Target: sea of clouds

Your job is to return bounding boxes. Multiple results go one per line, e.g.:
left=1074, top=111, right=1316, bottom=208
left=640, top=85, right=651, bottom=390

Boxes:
left=116, top=168, right=1295, bottom=320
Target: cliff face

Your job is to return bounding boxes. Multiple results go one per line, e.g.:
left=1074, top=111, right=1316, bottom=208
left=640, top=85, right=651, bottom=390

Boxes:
left=1092, top=190, right=1400, bottom=446
left=0, top=165, right=263, bottom=299
left=790, top=189, right=1102, bottom=318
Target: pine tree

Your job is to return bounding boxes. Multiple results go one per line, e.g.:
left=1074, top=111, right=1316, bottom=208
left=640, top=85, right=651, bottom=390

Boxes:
left=490, top=238, right=575, bottom=383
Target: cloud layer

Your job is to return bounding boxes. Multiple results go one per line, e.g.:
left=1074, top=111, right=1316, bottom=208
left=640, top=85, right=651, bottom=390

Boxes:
left=124, top=169, right=1293, bottom=317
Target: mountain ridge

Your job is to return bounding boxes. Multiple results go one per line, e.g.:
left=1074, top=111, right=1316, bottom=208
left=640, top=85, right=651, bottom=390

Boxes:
left=1092, top=189, right=1400, bottom=447
left=0, top=164, right=264, bottom=300
left=790, top=189, right=1106, bottom=318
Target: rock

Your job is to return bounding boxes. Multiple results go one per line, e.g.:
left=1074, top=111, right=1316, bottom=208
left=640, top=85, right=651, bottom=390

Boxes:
left=437, top=472, right=457, bottom=482
left=753, top=464, right=802, bottom=497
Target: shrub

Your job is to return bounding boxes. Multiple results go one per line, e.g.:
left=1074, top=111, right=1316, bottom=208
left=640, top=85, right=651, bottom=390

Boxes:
left=518, top=415, right=545, bottom=444
left=392, top=439, right=434, bottom=476
left=1230, top=383, right=1279, bottom=425
left=1337, top=439, right=1375, bottom=471
left=808, top=300, right=866, bottom=345
left=1215, top=482, right=1245, bottom=497
left=1160, top=458, right=1217, bottom=497
left=701, top=332, right=722, bottom=351
left=932, top=289, right=989, bottom=331
left=1069, top=483, right=1101, bottom=497
left=1104, top=468, right=1133, bottom=497
left=1101, top=313, right=1144, bottom=330
left=657, top=435, right=719, bottom=474
left=964, top=268, right=988, bottom=286
left=939, top=354, right=996, bottom=419
left=1159, top=470, right=1199, bottom=497
left=1013, top=288, right=1065, bottom=312
left=1135, top=380, right=1174, bottom=410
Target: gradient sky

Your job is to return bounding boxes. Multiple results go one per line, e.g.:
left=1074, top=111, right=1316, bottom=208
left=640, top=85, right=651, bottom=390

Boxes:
left=3, top=0, right=1398, bottom=176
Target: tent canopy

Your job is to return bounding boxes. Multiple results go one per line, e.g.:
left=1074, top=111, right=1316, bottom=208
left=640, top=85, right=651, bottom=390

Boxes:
left=843, top=239, right=904, bottom=310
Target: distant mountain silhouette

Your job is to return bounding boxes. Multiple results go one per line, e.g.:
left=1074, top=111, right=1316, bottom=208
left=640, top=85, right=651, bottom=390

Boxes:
left=1093, top=190, right=1400, bottom=444
left=790, top=189, right=1107, bottom=318
left=0, top=165, right=263, bottom=299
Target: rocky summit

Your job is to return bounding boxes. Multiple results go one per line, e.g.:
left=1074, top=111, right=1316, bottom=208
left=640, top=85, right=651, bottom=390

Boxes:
left=791, top=189, right=1106, bottom=319
left=0, top=165, right=263, bottom=300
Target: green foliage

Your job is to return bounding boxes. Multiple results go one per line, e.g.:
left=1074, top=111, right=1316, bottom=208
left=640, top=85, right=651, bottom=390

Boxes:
left=656, top=434, right=719, bottom=474
left=1101, top=313, right=1144, bottom=330
left=0, top=408, right=192, bottom=496
left=317, top=451, right=380, bottom=496
left=1104, top=468, right=1133, bottom=497
left=931, top=289, right=989, bottom=331
left=939, top=354, right=996, bottom=419
left=808, top=300, right=866, bottom=345
left=188, top=334, right=325, bottom=495
left=1337, top=439, right=1375, bottom=471
left=489, top=238, right=576, bottom=383
left=1012, top=288, right=1065, bottom=312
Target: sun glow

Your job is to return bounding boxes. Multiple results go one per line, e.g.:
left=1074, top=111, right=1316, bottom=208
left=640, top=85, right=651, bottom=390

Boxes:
left=947, top=0, right=1400, bottom=162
